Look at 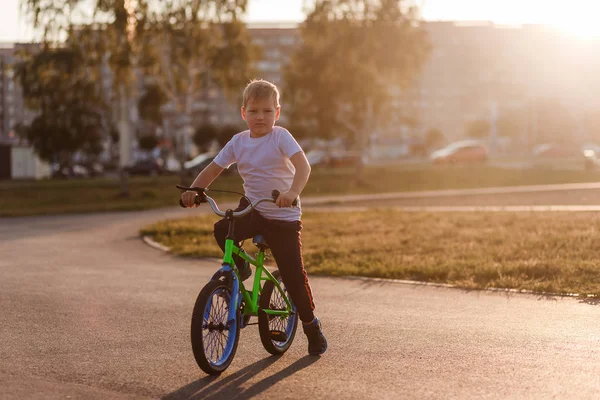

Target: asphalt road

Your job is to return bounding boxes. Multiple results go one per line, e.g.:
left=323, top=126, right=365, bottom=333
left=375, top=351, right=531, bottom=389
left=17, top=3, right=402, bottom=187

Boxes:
left=2, top=187, right=600, bottom=399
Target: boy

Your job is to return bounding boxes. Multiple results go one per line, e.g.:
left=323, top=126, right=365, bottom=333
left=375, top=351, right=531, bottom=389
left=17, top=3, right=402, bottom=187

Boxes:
left=180, top=79, right=327, bottom=356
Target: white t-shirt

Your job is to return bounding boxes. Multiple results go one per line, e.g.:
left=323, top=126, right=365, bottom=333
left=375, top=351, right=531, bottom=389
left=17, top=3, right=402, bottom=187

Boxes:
left=213, top=126, right=303, bottom=221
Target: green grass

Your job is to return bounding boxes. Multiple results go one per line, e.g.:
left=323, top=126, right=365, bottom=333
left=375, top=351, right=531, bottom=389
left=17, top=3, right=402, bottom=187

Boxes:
left=141, top=210, right=600, bottom=297
left=3, top=164, right=600, bottom=217
left=0, top=174, right=244, bottom=217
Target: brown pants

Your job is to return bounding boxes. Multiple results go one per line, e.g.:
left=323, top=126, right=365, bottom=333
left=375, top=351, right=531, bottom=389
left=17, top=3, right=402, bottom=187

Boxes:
left=213, top=198, right=316, bottom=323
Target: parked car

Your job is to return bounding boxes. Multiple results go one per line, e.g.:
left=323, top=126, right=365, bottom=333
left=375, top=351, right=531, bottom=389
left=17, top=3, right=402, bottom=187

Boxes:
left=52, top=163, right=89, bottom=179
left=305, top=149, right=363, bottom=168
left=164, top=157, right=182, bottom=173
left=327, top=150, right=362, bottom=167
left=583, top=149, right=600, bottom=170
left=305, top=149, right=328, bottom=166
left=82, top=161, right=104, bottom=178
left=532, top=143, right=580, bottom=159
left=183, top=153, right=215, bottom=177
left=430, top=140, right=488, bottom=164
left=125, top=159, right=167, bottom=176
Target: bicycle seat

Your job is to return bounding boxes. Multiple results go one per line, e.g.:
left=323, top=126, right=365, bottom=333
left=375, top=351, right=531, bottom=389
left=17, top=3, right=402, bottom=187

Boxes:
left=253, top=235, right=269, bottom=250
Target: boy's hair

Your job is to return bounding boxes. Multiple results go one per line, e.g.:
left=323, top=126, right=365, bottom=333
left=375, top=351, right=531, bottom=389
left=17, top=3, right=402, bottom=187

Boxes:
left=242, top=79, right=280, bottom=108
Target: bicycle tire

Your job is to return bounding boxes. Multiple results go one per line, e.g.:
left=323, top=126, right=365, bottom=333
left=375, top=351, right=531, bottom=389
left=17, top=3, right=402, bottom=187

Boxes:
left=258, top=270, right=298, bottom=355
left=191, top=279, right=240, bottom=375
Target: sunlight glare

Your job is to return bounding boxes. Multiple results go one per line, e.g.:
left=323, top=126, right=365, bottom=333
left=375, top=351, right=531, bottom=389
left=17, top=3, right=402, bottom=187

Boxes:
left=552, top=4, right=600, bottom=39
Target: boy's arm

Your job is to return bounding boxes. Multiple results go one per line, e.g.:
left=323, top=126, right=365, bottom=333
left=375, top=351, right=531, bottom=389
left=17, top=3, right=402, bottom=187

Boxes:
left=190, top=161, right=224, bottom=188
left=276, top=151, right=311, bottom=208
left=180, top=161, right=225, bottom=207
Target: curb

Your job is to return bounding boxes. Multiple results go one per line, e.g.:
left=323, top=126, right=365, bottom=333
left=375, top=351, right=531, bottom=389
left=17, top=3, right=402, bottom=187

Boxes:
left=141, top=235, right=224, bottom=264
left=341, top=276, right=588, bottom=298
left=140, top=235, right=592, bottom=299
left=142, top=235, right=171, bottom=252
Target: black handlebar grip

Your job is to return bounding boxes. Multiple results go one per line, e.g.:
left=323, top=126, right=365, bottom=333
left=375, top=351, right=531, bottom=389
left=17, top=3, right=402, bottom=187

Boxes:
left=179, top=196, right=203, bottom=208
left=271, top=190, right=298, bottom=206
left=178, top=185, right=206, bottom=208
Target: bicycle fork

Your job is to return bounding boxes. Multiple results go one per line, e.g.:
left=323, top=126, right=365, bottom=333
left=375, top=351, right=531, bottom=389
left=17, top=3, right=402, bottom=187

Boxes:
left=215, top=264, right=240, bottom=329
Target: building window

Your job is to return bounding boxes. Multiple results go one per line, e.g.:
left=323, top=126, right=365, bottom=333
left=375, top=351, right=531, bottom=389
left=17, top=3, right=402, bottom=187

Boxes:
left=266, top=49, right=281, bottom=59
left=256, top=61, right=280, bottom=72
left=280, top=36, right=295, bottom=46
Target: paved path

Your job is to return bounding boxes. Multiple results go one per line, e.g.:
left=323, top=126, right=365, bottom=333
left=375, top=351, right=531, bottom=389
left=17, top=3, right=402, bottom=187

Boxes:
left=303, top=181, right=600, bottom=209
left=2, top=186, right=600, bottom=399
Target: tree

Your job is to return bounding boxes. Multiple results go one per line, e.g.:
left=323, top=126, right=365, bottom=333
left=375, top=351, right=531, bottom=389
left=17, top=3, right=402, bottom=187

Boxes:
left=530, top=99, right=577, bottom=146
left=20, top=0, right=252, bottom=194
left=137, top=83, right=167, bottom=153
left=193, top=123, right=219, bottom=152
left=21, top=0, right=153, bottom=194
left=138, top=83, right=167, bottom=126
left=466, top=120, right=490, bottom=139
left=497, top=109, right=527, bottom=139
left=218, top=124, right=243, bottom=147
left=424, top=128, right=444, bottom=151
left=15, top=46, right=106, bottom=163
left=283, top=0, right=430, bottom=182
left=137, top=132, right=159, bottom=152
left=139, top=1, right=256, bottom=163
left=583, top=108, right=600, bottom=142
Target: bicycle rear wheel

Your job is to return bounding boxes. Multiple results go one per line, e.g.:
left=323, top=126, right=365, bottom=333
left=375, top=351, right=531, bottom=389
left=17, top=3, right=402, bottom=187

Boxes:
left=191, top=279, right=240, bottom=375
left=258, top=270, right=298, bottom=355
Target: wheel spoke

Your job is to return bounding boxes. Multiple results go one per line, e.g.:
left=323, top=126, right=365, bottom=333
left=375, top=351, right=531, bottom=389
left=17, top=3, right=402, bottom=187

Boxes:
left=199, top=287, right=237, bottom=365
left=266, top=279, right=295, bottom=344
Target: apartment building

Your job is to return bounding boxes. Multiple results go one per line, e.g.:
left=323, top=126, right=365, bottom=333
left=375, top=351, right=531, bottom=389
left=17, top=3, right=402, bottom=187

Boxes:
left=400, top=21, right=600, bottom=140
left=0, top=43, right=40, bottom=142
left=0, top=44, right=21, bottom=140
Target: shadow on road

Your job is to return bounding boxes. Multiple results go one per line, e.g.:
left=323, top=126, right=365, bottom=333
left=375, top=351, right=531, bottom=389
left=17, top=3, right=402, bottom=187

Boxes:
left=578, top=297, right=600, bottom=306
left=162, top=355, right=319, bottom=400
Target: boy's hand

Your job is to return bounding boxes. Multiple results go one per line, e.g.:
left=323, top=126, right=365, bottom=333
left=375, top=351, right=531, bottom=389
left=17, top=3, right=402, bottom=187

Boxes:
left=181, top=191, right=199, bottom=208
left=276, top=190, right=299, bottom=208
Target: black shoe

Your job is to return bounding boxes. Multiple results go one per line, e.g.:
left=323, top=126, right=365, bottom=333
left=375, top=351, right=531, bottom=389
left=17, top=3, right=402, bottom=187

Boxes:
left=238, top=262, right=251, bottom=281
left=303, top=317, right=328, bottom=355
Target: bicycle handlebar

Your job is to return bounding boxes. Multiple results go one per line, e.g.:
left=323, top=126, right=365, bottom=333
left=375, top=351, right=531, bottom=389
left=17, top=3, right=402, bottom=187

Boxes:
left=176, top=185, right=298, bottom=218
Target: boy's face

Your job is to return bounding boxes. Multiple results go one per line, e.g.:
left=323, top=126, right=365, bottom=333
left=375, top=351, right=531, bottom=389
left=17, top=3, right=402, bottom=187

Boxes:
left=241, top=96, right=280, bottom=137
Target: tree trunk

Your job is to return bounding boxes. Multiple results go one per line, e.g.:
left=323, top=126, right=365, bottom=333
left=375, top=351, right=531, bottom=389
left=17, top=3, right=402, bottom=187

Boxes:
left=118, top=83, right=131, bottom=197
left=178, top=124, right=194, bottom=184
left=354, top=99, right=373, bottom=187
left=177, top=92, right=195, bottom=184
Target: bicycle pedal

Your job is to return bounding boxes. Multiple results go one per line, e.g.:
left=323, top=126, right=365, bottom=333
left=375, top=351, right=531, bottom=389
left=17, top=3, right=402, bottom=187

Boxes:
left=269, top=330, right=288, bottom=342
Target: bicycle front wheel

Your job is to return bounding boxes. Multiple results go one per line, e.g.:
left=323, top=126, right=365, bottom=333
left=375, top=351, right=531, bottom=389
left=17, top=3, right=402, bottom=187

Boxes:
left=258, top=270, right=298, bottom=355
left=191, top=279, right=240, bottom=375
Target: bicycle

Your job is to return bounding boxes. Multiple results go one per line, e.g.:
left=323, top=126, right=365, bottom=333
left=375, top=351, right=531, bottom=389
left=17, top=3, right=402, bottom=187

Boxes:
left=177, top=184, right=299, bottom=375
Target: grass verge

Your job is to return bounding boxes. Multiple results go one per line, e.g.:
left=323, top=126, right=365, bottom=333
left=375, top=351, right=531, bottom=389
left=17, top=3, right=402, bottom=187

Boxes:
left=141, top=210, right=600, bottom=297
left=3, top=164, right=600, bottom=217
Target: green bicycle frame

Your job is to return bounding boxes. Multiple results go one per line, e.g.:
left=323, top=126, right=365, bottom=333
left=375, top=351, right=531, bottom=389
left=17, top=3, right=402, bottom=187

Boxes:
left=222, top=237, right=294, bottom=319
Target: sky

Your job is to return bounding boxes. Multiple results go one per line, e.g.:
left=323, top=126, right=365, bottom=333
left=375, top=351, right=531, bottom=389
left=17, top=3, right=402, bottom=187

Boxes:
left=2, top=0, right=600, bottom=42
